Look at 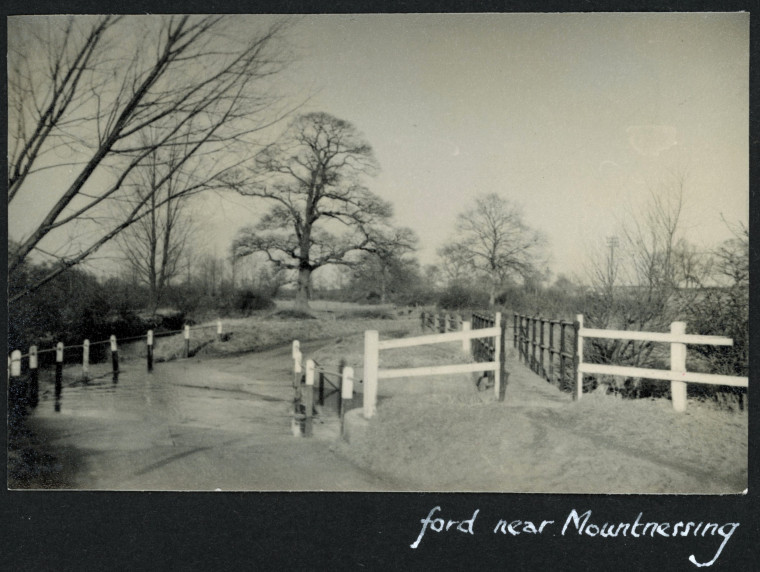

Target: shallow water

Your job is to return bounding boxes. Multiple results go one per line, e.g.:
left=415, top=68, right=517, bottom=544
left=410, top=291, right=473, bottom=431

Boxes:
left=20, top=348, right=391, bottom=491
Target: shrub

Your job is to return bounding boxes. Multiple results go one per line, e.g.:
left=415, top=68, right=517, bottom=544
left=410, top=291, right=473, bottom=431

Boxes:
left=438, top=284, right=489, bottom=311
left=336, top=309, right=395, bottom=320
left=233, top=288, right=275, bottom=316
left=272, top=309, right=316, bottom=320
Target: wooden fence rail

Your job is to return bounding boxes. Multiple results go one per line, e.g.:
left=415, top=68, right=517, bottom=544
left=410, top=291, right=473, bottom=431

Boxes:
left=574, top=315, right=748, bottom=412
left=363, top=312, right=505, bottom=418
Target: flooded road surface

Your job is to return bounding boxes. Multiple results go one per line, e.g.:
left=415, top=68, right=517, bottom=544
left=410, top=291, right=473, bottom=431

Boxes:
left=24, top=341, right=396, bottom=491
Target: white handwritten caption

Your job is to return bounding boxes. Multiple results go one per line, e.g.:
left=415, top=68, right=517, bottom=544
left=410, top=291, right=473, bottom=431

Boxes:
left=410, top=507, right=739, bottom=568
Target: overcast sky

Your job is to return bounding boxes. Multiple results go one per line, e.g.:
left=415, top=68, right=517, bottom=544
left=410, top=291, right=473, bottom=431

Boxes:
left=193, top=12, right=749, bottom=281
left=10, top=13, right=749, bottom=283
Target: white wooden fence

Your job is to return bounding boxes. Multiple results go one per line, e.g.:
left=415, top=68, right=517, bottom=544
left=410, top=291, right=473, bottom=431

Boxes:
left=362, top=312, right=504, bottom=418
left=575, top=314, right=748, bottom=412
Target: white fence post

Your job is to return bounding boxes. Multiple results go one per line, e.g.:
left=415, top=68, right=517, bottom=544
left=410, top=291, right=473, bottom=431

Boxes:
left=341, top=366, right=354, bottom=435
left=364, top=330, right=379, bottom=419
left=10, top=350, right=22, bottom=413
left=461, top=321, right=471, bottom=354
left=217, top=319, right=223, bottom=342
left=82, top=339, right=90, bottom=380
left=493, top=312, right=502, bottom=399
left=29, top=345, right=39, bottom=407
left=10, top=350, right=21, bottom=377
left=184, top=325, right=191, bottom=358
left=147, top=329, right=154, bottom=372
left=293, top=341, right=302, bottom=388
left=304, top=359, right=315, bottom=436
left=110, top=335, right=119, bottom=383
left=671, top=322, right=688, bottom=412
left=575, top=314, right=584, bottom=401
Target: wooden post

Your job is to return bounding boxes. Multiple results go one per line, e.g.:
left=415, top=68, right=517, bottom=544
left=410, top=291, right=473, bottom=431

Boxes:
left=670, top=321, right=688, bottom=412
left=55, top=342, right=64, bottom=411
left=82, top=339, right=90, bottom=381
left=420, top=311, right=426, bottom=332
left=363, top=330, right=379, bottom=419
left=318, top=371, right=325, bottom=406
left=497, top=313, right=507, bottom=402
left=29, top=345, right=39, bottom=408
left=548, top=321, right=555, bottom=383
left=539, top=318, right=545, bottom=378
left=217, top=319, right=223, bottom=342
left=559, top=323, right=566, bottom=389
left=10, top=350, right=23, bottom=417
left=513, top=313, right=518, bottom=349
left=304, top=359, right=315, bottom=437
left=110, top=335, right=119, bottom=383
left=493, top=311, right=502, bottom=400
left=461, top=321, right=472, bottom=354
left=292, top=339, right=301, bottom=389
left=341, top=366, right=354, bottom=436
left=184, top=325, right=190, bottom=358
left=147, top=330, right=154, bottom=372
left=573, top=314, right=583, bottom=401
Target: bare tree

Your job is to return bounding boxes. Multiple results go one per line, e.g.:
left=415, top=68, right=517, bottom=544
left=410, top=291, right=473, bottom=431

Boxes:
left=115, top=140, right=196, bottom=311
left=229, top=112, right=405, bottom=311
left=582, top=173, right=727, bottom=395
left=349, top=227, right=418, bottom=303
left=8, top=15, right=294, bottom=302
left=438, top=193, right=547, bottom=307
left=686, top=222, right=748, bottom=381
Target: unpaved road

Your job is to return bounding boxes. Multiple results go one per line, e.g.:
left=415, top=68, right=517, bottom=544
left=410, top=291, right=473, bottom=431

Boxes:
left=18, top=340, right=397, bottom=491
left=14, top=340, right=746, bottom=493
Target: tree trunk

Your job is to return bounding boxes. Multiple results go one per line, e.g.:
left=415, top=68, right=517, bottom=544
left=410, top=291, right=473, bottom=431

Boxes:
left=295, top=266, right=312, bottom=311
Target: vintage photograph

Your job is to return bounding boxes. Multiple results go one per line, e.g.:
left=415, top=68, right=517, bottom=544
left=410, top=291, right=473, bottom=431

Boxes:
left=7, top=13, right=748, bottom=492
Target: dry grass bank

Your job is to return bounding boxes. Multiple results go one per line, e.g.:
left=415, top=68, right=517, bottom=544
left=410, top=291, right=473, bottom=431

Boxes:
left=116, top=309, right=419, bottom=364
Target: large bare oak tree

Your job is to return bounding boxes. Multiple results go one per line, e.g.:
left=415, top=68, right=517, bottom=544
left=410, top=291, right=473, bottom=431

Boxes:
left=8, top=15, right=293, bottom=302
left=230, top=112, right=409, bottom=310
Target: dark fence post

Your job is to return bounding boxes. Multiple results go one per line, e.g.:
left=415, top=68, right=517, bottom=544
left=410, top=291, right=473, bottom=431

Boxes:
left=498, top=315, right=507, bottom=402
left=559, top=323, right=567, bottom=390
left=420, top=311, right=426, bottom=332
left=573, top=315, right=582, bottom=401
left=55, top=342, right=64, bottom=412
left=531, top=316, right=537, bottom=372
left=548, top=321, right=555, bottom=384
left=110, top=335, right=119, bottom=383
left=318, top=371, right=325, bottom=406
left=513, top=313, right=518, bottom=349
left=147, top=330, right=154, bottom=372
left=29, top=345, right=39, bottom=408
left=539, top=318, right=545, bottom=378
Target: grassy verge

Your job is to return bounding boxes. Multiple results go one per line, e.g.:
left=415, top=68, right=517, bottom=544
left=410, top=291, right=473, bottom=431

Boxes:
left=334, top=387, right=747, bottom=492
left=116, top=313, right=420, bottom=363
